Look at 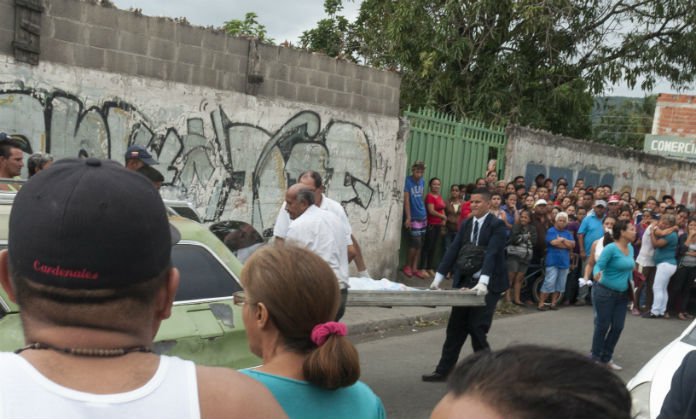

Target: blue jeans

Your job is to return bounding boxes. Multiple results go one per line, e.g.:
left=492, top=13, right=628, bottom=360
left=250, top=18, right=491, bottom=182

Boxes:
left=541, top=266, right=569, bottom=293
left=591, top=283, right=629, bottom=363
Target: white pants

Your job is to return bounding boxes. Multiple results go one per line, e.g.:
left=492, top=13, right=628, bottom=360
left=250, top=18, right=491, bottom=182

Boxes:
left=651, top=262, right=678, bottom=316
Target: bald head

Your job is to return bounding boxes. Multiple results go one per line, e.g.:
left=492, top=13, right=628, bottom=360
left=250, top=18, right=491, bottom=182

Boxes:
left=285, top=183, right=315, bottom=220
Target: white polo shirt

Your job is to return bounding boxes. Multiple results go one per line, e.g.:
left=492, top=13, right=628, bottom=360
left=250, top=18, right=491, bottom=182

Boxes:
left=274, top=194, right=353, bottom=245
left=286, top=205, right=350, bottom=287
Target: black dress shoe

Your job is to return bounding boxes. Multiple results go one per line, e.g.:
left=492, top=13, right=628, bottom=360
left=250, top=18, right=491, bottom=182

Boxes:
left=422, top=371, right=448, bottom=382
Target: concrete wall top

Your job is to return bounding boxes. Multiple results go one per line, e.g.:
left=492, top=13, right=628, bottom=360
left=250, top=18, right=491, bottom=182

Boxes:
left=506, top=125, right=696, bottom=171
left=505, top=125, right=696, bottom=208
left=0, top=0, right=401, bottom=116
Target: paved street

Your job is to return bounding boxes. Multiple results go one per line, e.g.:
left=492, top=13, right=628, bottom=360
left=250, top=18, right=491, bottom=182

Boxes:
left=353, top=305, right=688, bottom=419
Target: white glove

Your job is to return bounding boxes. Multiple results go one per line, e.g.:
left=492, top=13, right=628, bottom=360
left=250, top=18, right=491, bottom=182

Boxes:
left=471, top=282, right=488, bottom=296
left=430, top=272, right=445, bottom=290
left=357, top=270, right=371, bottom=278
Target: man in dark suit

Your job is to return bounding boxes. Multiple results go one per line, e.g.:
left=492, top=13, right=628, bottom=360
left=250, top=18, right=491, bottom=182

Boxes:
left=423, top=188, right=509, bottom=382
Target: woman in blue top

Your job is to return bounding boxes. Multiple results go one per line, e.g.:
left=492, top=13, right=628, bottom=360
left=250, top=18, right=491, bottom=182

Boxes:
left=236, top=245, right=385, bottom=419
left=591, top=220, right=636, bottom=367
left=646, top=214, right=680, bottom=318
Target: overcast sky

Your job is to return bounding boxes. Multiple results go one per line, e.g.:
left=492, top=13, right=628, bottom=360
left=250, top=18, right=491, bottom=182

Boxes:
left=111, top=0, right=689, bottom=98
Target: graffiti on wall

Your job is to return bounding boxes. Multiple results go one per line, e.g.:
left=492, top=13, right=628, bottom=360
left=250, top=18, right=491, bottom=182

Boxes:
left=0, top=86, right=376, bottom=235
left=524, top=162, right=696, bottom=207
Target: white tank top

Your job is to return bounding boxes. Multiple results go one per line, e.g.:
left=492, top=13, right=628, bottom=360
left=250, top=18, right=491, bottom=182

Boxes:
left=0, top=353, right=200, bottom=419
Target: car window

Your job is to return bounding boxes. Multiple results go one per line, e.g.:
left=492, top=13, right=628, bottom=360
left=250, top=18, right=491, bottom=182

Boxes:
left=172, top=243, right=241, bottom=302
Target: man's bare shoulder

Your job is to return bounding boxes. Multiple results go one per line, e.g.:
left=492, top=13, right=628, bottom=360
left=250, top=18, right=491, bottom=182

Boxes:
left=196, top=365, right=287, bottom=419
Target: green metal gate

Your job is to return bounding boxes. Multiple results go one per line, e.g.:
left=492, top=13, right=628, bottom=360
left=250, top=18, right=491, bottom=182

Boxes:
left=398, top=108, right=507, bottom=272
left=403, top=108, right=507, bottom=190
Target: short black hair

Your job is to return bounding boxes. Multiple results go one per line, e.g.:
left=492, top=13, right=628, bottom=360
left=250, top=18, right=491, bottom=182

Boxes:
left=0, top=139, right=23, bottom=159
left=513, top=175, right=525, bottom=182
left=446, top=345, right=631, bottom=419
left=471, top=188, right=491, bottom=200
left=514, top=184, right=526, bottom=191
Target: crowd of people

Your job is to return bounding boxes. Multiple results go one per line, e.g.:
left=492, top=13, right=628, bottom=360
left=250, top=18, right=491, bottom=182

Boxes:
left=0, top=129, right=689, bottom=418
left=405, top=159, right=696, bottom=374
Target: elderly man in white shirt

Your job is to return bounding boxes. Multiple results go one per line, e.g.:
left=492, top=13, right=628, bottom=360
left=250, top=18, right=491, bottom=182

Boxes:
left=284, top=183, right=351, bottom=319
left=274, top=170, right=370, bottom=278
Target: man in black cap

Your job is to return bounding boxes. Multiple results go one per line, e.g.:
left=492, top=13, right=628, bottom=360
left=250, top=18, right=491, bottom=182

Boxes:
left=0, top=158, right=285, bottom=419
left=125, top=144, right=159, bottom=171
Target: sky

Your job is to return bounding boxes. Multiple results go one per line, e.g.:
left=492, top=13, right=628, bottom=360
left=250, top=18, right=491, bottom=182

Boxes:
left=111, top=0, right=690, bottom=98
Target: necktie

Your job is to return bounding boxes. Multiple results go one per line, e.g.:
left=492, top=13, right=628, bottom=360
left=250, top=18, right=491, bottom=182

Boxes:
left=473, top=220, right=479, bottom=245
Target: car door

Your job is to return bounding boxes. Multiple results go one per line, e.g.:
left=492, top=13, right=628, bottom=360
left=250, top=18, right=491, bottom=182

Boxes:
left=153, top=241, right=259, bottom=369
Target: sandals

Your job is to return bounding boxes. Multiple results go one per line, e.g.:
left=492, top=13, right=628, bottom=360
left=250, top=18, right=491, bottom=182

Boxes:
left=413, top=270, right=427, bottom=280
left=679, top=313, right=690, bottom=321
left=402, top=266, right=413, bottom=277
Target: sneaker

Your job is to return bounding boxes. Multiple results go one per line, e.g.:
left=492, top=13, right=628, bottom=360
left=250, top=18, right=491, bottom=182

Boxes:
left=607, top=360, right=623, bottom=371
left=402, top=266, right=413, bottom=277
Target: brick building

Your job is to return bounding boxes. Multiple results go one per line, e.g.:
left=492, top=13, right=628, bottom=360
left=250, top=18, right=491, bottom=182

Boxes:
left=652, top=94, right=696, bottom=137
left=645, top=94, right=696, bottom=162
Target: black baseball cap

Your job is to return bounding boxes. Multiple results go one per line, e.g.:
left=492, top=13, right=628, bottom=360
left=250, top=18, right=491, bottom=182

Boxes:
left=9, top=158, right=179, bottom=289
left=125, top=145, right=158, bottom=165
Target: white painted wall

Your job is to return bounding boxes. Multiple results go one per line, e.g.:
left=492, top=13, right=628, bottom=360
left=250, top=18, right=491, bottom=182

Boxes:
left=0, top=55, right=407, bottom=277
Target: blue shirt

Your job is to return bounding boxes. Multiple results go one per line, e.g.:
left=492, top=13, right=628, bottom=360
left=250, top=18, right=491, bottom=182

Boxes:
left=578, top=213, right=604, bottom=254
left=654, top=231, right=678, bottom=265
left=545, top=227, right=573, bottom=268
left=404, top=175, right=426, bottom=220
left=596, top=242, right=635, bottom=292
left=241, top=369, right=385, bottom=419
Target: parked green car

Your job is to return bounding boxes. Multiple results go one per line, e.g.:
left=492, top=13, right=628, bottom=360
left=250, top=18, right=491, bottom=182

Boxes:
left=0, top=195, right=259, bottom=369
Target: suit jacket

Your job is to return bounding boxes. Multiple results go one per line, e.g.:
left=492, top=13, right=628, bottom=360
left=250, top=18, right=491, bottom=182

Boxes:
left=436, top=213, right=509, bottom=293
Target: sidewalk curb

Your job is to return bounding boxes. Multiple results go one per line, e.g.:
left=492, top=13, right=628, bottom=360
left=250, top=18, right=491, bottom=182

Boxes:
left=347, top=308, right=452, bottom=336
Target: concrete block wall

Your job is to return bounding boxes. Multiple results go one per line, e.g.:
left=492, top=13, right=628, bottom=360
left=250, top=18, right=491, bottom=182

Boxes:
left=0, top=0, right=400, bottom=116
left=504, top=125, right=696, bottom=208
left=0, top=0, right=407, bottom=278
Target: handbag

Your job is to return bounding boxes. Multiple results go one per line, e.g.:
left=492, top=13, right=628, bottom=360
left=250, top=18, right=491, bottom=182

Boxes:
left=456, top=243, right=486, bottom=277
left=506, top=243, right=531, bottom=261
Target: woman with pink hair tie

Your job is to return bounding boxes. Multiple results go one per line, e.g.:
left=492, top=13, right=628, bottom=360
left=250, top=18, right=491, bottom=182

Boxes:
left=235, top=245, right=385, bottom=419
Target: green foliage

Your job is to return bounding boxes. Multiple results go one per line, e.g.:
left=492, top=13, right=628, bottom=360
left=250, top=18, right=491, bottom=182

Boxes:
left=223, top=12, right=274, bottom=44
left=300, top=1, right=358, bottom=60
left=301, top=0, right=696, bottom=140
left=592, top=96, right=657, bottom=150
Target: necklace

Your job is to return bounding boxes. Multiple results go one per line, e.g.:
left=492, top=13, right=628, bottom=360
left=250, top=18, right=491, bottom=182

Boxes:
left=15, top=342, right=153, bottom=357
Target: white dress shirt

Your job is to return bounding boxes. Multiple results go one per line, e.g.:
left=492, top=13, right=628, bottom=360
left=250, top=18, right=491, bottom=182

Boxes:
left=274, top=194, right=353, bottom=245
left=471, top=213, right=490, bottom=285
left=286, top=205, right=350, bottom=287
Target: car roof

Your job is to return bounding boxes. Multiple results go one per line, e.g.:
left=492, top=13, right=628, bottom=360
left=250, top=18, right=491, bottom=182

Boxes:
left=0, top=193, right=243, bottom=313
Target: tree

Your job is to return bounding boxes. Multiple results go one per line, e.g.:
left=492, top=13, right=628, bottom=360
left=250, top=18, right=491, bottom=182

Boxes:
left=302, top=0, right=696, bottom=139
left=299, top=0, right=357, bottom=60
left=592, top=96, right=656, bottom=150
left=223, top=12, right=274, bottom=44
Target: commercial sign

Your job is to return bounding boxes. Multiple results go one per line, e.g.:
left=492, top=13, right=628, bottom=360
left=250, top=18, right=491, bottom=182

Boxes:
left=644, top=135, right=696, bottom=161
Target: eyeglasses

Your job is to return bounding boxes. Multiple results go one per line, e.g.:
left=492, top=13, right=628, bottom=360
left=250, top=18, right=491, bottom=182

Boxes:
left=232, top=291, right=247, bottom=306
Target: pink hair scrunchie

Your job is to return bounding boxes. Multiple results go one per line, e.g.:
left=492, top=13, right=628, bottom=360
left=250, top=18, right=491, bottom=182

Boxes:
left=310, top=322, right=348, bottom=347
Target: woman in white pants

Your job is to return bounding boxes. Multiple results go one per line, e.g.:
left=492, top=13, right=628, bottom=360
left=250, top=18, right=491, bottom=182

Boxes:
left=645, top=214, right=679, bottom=318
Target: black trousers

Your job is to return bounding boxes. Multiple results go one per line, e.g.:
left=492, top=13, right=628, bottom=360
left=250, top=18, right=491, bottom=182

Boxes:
left=420, top=225, right=442, bottom=270
left=434, top=290, right=501, bottom=375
